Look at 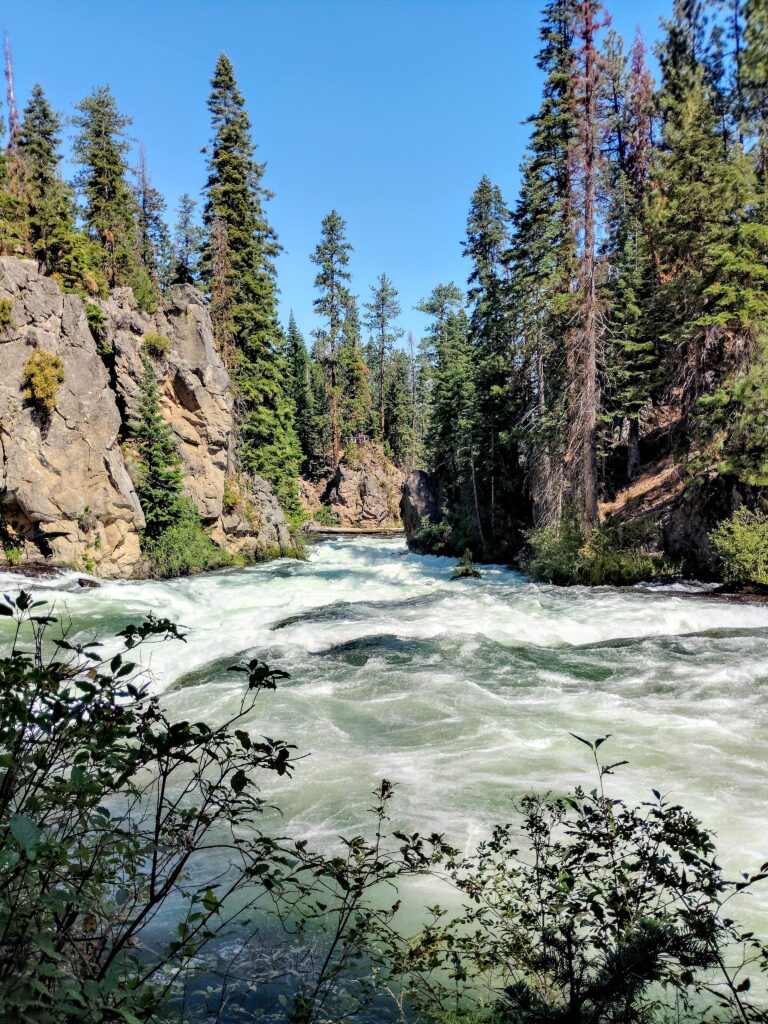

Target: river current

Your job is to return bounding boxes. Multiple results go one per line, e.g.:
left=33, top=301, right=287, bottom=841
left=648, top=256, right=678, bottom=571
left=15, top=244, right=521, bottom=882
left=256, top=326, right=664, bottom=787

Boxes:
left=2, top=536, right=767, bottom=928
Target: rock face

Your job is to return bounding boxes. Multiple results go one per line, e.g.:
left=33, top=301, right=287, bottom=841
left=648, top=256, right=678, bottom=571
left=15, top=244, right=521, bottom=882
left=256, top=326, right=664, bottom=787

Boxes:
left=0, top=258, right=143, bottom=576
left=99, top=284, right=234, bottom=524
left=301, top=442, right=404, bottom=527
left=400, top=469, right=440, bottom=540
left=0, top=257, right=294, bottom=576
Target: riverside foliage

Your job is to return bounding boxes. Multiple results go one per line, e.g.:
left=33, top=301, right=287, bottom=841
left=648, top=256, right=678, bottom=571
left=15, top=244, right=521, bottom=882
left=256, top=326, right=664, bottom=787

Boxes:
left=0, top=593, right=766, bottom=1023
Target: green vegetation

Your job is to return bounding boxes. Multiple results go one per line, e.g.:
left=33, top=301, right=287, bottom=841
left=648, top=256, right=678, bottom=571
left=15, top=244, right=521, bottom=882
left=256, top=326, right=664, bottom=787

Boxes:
left=129, top=355, right=229, bottom=577
left=21, top=350, right=65, bottom=415
left=142, top=331, right=172, bottom=358
left=711, top=506, right=768, bottom=588
left=0, top=298, right=12, bottom=326
left=0, top=595, right=765, bottom=1024
left=451, top=548, right=482, bottom=580
left=314, top=504, right=340, bottom=527
left=525, top=518, right=675, bottom=586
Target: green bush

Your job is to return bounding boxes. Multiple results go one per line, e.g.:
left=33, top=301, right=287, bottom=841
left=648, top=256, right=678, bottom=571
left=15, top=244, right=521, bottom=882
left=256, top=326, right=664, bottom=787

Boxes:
left=525, top=518, right=674, bottom=586
left=451, top=548, right=481, bottom=580
left=412, top=518, right=454, bottom=555
left=142, top=331, right=172, bottom=358
left=84, top=302, right=111, bottom=356
left=314, top=504, right=340, bottom=527
left=711, top=506, right=768, bottom=588
left=21, top=350, right=65, bottom=414
left=144, top=517, right=231, bottom=578
left=0, top=298, right=13, bottom=326
left=0, top=590, right=296, bottom=1022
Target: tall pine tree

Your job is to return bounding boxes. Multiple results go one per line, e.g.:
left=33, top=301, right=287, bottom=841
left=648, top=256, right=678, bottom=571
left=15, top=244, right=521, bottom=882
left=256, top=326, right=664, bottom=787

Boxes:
left=201, top=54, right=300, bottom=514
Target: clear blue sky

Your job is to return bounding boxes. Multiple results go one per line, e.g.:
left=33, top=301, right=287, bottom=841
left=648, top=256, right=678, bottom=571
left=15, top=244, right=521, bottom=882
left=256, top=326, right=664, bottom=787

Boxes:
left=6, top=0, right=671, bottom=344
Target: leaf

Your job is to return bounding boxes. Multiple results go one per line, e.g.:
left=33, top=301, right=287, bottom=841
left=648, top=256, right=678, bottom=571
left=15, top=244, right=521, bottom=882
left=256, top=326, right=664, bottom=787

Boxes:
left=569, top=733, right=594, bottom=751
left=231, top=770, right=247, bottom=794
left=10, top=813, right=40, bottom=853
left=736, top=978, right=751, bottom=992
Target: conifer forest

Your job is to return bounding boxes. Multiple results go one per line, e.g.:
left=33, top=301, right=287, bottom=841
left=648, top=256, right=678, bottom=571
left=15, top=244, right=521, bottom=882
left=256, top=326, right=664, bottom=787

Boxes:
left=1, top=2, right=768, bottom=1022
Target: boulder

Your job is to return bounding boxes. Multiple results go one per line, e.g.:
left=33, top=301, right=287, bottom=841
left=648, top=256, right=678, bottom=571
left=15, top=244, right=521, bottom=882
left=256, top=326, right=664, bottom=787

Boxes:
left=210, top=474, right=294, bottom=559
left=400, top=469, right=440, bottom=539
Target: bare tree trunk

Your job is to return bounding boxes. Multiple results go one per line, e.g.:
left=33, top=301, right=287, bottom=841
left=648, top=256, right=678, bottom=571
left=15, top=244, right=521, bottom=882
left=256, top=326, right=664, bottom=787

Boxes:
left=379, top=328, right=385, bottom=441
left=470, top=453, right=485, bottom=545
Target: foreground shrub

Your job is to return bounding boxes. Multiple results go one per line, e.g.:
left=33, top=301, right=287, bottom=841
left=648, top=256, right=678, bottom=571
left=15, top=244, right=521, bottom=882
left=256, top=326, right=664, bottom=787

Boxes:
left=144, top=516, right=230, bottom=577
left=21, top=350, right=65, bottom=414
left=397, top=737, right=768, bottom=1024
left=0, top=590, right=296, bottom=1023
left=711, top=506, right=768, bottom=588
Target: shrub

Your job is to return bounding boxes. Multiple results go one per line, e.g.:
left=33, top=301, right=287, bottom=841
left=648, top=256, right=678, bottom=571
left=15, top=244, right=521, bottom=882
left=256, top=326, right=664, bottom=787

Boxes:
left=144, top=517, right=231, bottom=578
left=142, top=331, right=172, bottom=358
left=21, top=350, right=65, bottom=415
left=711, top=506, right=768, bottom=588
left=0, top=590, right=296, bottom=1022
left=412, top=518, right=454, bottom=555
left=0, top=298, right=13, bottom=326
left=84, top=302, right=111, bottom=356
left=314, top=504, right=340, bottom=527
left=525, top=518, right=674, bottom=586
left=451, top=548, right=481, bottom=580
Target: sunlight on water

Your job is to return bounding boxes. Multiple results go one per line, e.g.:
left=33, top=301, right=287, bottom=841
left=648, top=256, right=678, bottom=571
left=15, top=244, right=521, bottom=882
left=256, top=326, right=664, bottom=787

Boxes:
left=2, top=537, right=767, bottom=930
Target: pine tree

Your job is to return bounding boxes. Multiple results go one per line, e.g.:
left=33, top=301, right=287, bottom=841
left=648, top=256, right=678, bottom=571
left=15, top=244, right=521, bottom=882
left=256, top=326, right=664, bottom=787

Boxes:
left=13, top=85, right=102, bottom=295
left=201, top=54, right=300, bottom=514
left=134, top=146, right=172, bottom=300
left=338, top=292, right=372, bottom=438
left=510, top=0, right=578, bottom=525
left=463, top=175, right=520, bottom=537
left=72, top=86, right=141, bottom=292
left=311, top=210, right=353, bottom=465
left=384, top=348, right=415, bottom=465
left=172, top=193, right=203, bottom=285
left=130, top=356, right=189, bottom=538
left=363, top=273, right=403, bottom=440
left=283, top=312, right=314, bottom=471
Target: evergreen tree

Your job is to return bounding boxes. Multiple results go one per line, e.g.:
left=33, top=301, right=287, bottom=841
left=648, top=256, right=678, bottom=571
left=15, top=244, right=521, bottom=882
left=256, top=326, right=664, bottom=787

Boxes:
left=201, top=53, right=300, bottom=514
left=172, top=193, right=203, bottom=285
left=510, top=0, right=578, bottom=525
left=311, top=210, right=353, bottom=465
left=130, top=356, right=189, bottom=538
left=283, top=312, right=314, bottom=471
left=384, top=348, right=415, bottom=466
left=72, top=86, right=142, bottom=292
left=134, top=146, right=172, bottom=299
left=363, top=272, right=403, bottom=440
left=338, top=291, right=373, bottom=438
left=463, top=175, right=521, bottom=537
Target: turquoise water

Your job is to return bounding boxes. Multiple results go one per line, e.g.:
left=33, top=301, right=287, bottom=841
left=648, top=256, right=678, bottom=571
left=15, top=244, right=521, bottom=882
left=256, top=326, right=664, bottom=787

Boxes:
left=2, top=537, right=767, bottom=933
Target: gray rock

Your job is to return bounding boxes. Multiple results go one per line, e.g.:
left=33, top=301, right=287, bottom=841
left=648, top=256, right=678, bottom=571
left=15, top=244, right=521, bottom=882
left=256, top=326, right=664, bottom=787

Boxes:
left=400, top=469, right=440, bottom=539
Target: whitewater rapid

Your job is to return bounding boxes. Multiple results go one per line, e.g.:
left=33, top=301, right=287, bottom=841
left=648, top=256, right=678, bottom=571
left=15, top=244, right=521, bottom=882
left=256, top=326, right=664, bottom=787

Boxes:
left=1, top=537, right=767, bottom=925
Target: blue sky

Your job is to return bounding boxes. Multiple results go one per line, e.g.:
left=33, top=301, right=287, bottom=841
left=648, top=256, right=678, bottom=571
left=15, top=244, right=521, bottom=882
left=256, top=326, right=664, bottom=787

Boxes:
left=6, top=0, right=671, bottom=344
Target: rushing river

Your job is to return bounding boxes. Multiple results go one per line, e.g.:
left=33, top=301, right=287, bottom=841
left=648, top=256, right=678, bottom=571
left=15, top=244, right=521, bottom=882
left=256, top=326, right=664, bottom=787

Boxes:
left=2, top=537, right=768, bottom=932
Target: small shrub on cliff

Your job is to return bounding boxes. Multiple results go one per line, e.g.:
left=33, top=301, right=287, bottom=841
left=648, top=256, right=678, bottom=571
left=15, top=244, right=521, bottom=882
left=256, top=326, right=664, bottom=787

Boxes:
left=21, top=350, right=65, bottom=415
left=711, top=506, right=768, bottom=588
left=0, top=298, right=13, bottom=326
left=84, top=302, right=110, bottom=356
left=314, top=504, right=340, bottom=527
left=142, top=331, right=172, bottom=358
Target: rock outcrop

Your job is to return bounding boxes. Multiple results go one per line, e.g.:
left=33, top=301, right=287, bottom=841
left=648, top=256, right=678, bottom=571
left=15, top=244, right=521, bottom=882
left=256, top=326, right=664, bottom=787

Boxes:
left=301, top=442, right=404, bottom=527
left=0, top=257, right=294, bottom=576
left=0, top=258, right=144, bottom=575
left=400, top=469, right=440, bottom=540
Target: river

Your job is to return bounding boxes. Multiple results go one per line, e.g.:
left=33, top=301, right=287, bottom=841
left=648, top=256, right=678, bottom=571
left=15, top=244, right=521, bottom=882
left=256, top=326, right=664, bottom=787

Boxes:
left=2, top=536, right=767, bottom=932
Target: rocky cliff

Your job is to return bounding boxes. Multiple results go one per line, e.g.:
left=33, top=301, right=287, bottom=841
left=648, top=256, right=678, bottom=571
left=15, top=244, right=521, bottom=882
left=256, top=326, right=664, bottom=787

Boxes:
left=0, top=257, right=294, bottom=576
left=300, top=442, right=404, bottom=528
